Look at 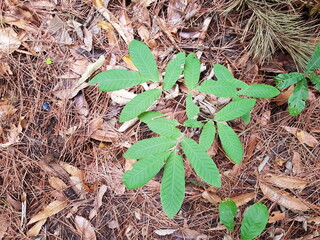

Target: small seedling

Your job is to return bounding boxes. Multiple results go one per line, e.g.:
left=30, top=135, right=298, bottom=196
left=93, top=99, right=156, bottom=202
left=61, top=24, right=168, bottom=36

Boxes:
left=274, top=43, right=320, bottom=116
left=89, top=40, right=279, bottom=218
left=46, top=57, right=52, bottom=65
left=219, top=200, right=269, bottom=240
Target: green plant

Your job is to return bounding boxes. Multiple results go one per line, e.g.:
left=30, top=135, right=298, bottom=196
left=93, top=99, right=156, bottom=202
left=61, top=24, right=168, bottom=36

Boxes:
left=88, top=40, right=279, bottom=218
left=274, top=43, right=320, bottom=116
left=219, top=200, right=269, bottom=240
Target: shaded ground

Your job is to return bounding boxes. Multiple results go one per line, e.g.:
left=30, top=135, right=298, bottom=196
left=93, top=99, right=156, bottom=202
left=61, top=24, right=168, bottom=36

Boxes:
left=0, top=0, right=319, bottom=239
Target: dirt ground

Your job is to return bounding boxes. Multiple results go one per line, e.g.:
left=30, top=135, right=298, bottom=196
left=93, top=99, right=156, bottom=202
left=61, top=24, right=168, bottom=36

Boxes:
left=0, top=0, right=319, bottom=239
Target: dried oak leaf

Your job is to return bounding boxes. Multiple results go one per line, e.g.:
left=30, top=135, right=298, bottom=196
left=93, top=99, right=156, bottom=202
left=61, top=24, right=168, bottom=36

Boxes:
left=74, top=216, right=96, bottom=240
left=260, top=174, right=309, bottom=189
left=282, top=126, right=319, bottom=148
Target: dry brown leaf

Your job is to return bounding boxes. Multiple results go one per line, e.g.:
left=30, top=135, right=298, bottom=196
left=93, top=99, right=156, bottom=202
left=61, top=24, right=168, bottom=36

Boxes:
left=137, top=25, right=150, bottom=43
left=308, top=216, right=320, bottom=224
left=154, top=229, right=177, bottom=236
left=282, top=126, right=319, bottom=148
left=292, top=152, right=303, bottom=175
left=60, top=162, right=84, bottom=180
left=260, top=110, right=271, bottom=126
left=118, top=10, right=134, bottom=43
left=6, top=194, right=22, bottom=210
left=74, top=92, right=89, bottom=116
left=0, top=28, right=21, bottom=55
left=167, top=0, right=187, bottom=28
left=97, top=20, right=117, bottom=47
left=48, top=177, right=68, bottom=191
left=173, top=228, right=208, bottom=239
left=111, top=89, right=136, bottom=105
left=27, top=200, right=68, bottom=225
left=26, top=219, right=46, bottom=237
left=244, top=133, right=259, bottom=162
left=259, top=182, right=309, bottom=211
left=202, top=190, right=221, bottom=205
left=132, top=0, right=157, bottom=7
left=0, top=123, right=22, bottom=148
left=108, top=220, right=119, bottom=229
left=89, top=185, right=108, bottom=220
left=231, top=192, right=256, bottom=207
left=88, top=118, right=119, bottom=142
left=74, top=215, right=96, bottom=240
left=261, top=174, right=309, bottom=189
left=0, top=62, right=13, bottom=75
left=273, top=85, right=294, bottom=106
left=0, top=102, right=17, bottom=117
left=268, top=211, right=286, bottom=223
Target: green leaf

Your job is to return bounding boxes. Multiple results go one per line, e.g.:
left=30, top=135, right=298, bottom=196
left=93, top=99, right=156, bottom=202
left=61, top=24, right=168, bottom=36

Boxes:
left=122, top=152, right=170, bottom=189
left=161, top=151, right=185, bottom=219
left=199, top=121, right=216, bottom=151
left=238, top=84, right=280, bottom=98
left=120, top=89, right=161, bottom=122
left=124, top=136, right=177, bottom=159
left=144, top=118, right=182, bottom=138
left=163, top=52, right=186, bottom=90
left=181, top=137, right=221, bottom=187
left=183, top=119, right=204, bottom=128
left=219, top=200, right=237, bottom=231
left=139, top=111, right=179, bottom=126
left=288, top=78, right=308, bottom=116
left=274, top=72, right=305, bottom=89
left=197, top=79, right=245, bottom=97
left=214, top=64, right=233, bottom=81
left=184, top=53, right=201, bottom=90
left=186, top=93, right=199, bottom=120
left=240, top=203, right=269, bottom=240
left=214, top=99, right=256, bottom=122
left=233, top=96, right=251, bottom=124
left=309, top=73, right=320, bottom=90
left=88, top=69, right=148, bottom=91
left=217, top=123, right=243, bottom=164
left=305, top=43, right=320, bottom=73
left=129, top=40, right=159, bottom=82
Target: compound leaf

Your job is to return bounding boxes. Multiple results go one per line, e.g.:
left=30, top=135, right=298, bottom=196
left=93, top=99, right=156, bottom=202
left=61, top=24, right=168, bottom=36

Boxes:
left=305, top=43, right=320, bottom=73
left=240, top=203, right=268, bottom=240
left=309, top=73, right=320, bottom=90
left=217, top=123, right=243, bottom=164
left=238, top=84, right=280, bottom=98
left=214, top=64, right=233, bottom=81
left=197, top=79, right=246, bottom=97
left=184, top=53, right=200, bottom=90
left=186, top=93, right=199, bottom=120
left=288, top=78, right=308, bottom=116
left=88, top=69, right=147, bottom=91
left=129, top=40, right=159, bottom=82
left=163, top=52, right=186, bottom=90
left=274, top=72, right=305, bottom=89
left=181, top=137, right=221, bottom=187
left=219, top=200, right=237, bottom=231
left=161, top=151, right=185, bottom=219
left=122, top=152, right=170, bottom=189
left=124, top=136, right=177, bottom=159
left=199, top=121, right=216, bottom=151
left=214, top=99, right=256, bottom=122
left=120, top=89, right=161, bottom=122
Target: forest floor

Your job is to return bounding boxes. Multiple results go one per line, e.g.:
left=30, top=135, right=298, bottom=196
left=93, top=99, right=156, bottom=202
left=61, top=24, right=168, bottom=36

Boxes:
left=0, top=0, right=319, bottom=239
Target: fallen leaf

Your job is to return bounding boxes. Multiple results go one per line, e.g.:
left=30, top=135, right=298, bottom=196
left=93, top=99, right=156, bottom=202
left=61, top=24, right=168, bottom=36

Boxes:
left=173, top=228, right=208, bottom=239
left=0, top=28, right=21, bottom=55
left=260, top=111, right=271, bottom=126
left=74, top=92, right=89, bottom=116
left=27, top=200, right=68, bottom=225
left=88, top=118, right=119, bottom=142
left=273, top=85, right=294, bottom=106
left=132, top=0, right=157, bottom=7
left=244, top=133, right=259, bottom=162
left=74, top=215, right=96, bottom=240
left=292, top=152, right=303, bottom=175
left=202, top=189, right=221, bottom=205
left=48, top=177, right=68, bottom=191
left=110, top=89, right=136, bottom=105
left=154, top=229, right=177, bottom=236
left=97, top=21, right=117, bottom=47
left=6, top=194, right=22, bottom=210
left=0, top=62, right=13, bottom=75
left=108, top=220, right=119, bottom=229
left=268, top=211, right=286, bottom=223
left=0, top=123, right=22, bottom=148
left=308, top=216, right=320, bottom=224
left=261, top=174, right=309, bottom=189
left=231, top=192, right=256, bottom=207
left=27, top=219, right=46, bottom=237
left=259, top=182, right=309, bottom=211
left=89, top=185, right=108, bottom=220
left=60, top=162, right=84, bottom=180
left=282, top=126, right=319, bottom=148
